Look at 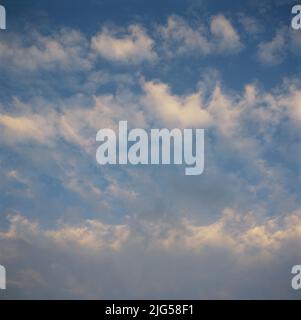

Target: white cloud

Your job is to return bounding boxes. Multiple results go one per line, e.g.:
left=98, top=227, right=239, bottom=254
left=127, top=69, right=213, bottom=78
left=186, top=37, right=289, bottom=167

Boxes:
left=257, top=26, right=301, bottom=65
left=0, top=209, right=300, bottom=298
left=277, top=84, right=301, bottom=123
left=0, top=6, right=300, bottom=300
left=141, top=79, right=212, bottom=128
left=158, top=15, right=211, bottom=56
left=0, top=29, right=91, bottom=71
left=0, top=112, right=57, bottom=144
left=0, top=214, right=130, bottom=251
left=0, top=77, right=300, bottom=298
left=158, top=14, right=243, bottom=57
left=210, top=14, right=243, bottom=53
left=91, top=25, right=157, bottom=64
left=140, top=76, right=301, bottom=137
left=1, top=208, right=300, bottom=255
left=140, top=79, right=243, bottom=135
left=258, top=28, right=286, bottom=65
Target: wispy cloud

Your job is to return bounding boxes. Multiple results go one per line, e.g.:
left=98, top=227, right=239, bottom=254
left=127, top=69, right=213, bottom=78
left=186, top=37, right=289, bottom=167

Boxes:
left=158, top=14, right=243, bottom=57
left=0, top=208, right=300, bottom=298
left=91, top=25, right=157, bottom=64
left=0, top=29, right=91, bottom=71
left=0, top=0, right=300, bottom=299
left=210, top=14, right=243, bottom=53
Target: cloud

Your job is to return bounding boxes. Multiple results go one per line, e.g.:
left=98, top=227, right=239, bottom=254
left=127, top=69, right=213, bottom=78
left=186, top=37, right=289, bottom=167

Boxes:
left=0, top=41, right=300, bottom=299
left=1, top=208, right=300, bottom=256
left=91, top=25, right=157, bottom=64
left=158, top=14, right=243, bottom=57
left=0, top=91, right=146, bottom=148
left=277, top=83, right=301, bottom=123
left=257, top=25, right=301, bottom=66
left=0, top=1, right=300, bottom=300
left=141, top=79, right=212, bottom=128
left=0, top=208, right=300, bottom=299
left=140, top=76, right=301, bottom=136
left=258, top=28, right=286, bottom=65
left=0, top=15, right=242, bottom=73
left=158, top=15, right=211, bottom=56
left=210, top=14, right=243, bottom=53
left=0, top=113, right=56, bottom=144
left=0, top=29, right=91, bottom=71
left=1, top=214, right=131, bottom=251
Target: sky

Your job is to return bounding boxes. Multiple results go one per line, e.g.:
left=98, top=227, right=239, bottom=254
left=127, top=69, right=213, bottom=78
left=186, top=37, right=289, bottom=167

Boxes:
left=0, top=0, right=300, bottom=299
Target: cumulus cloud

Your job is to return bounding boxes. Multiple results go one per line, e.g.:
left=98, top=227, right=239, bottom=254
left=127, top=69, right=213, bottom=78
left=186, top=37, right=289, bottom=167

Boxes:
left=0, top=82, right=299, bottom=298
left=277, top=83, right=301, bottom=124
left=158, top=15, right=211, bottom=56
left=0, top=208, right=300, bottom=299
left=0, top=29, right=91, bottom=71
left=0, top=112, right=57, bottom=144
left=257, top=26, right=301, bottom=65
left=258, top=28, right=287, bottom=65
left=0, top=91, right=145, bottom=149
left=91, top=25, right=157, bottom=64
left=0, top=15, right=243, bottom=72
left=0, top=29, right=300, bottom=299
left=1, top=1, right=300, bottom=300
left=141, top=79, right=212, bottom=128
left=141, top=77, right=301, bottom=137
left=1, top=214, right=130, bottom=251
left=1, top=208, right=300, bottom=257
left=210, top=15, right=243, bottom=53
left=158, top=14, right=243, bottom=57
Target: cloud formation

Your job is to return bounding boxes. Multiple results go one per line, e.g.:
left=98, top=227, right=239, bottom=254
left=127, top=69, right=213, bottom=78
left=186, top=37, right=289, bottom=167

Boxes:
left=0, top=1, right=300, bottom=299
left=210, top=15, right=243, bottom=52
left=0, top=29, right=91, bottom=71
left=158, top=15, right=211, bottom=56
left=158, top=14, right=242, bottom=57
left=91, top=25, right=157, bottom=64
left=258, top=28, right=286, bottom=65
left=0, top=208, right=300, bottom=299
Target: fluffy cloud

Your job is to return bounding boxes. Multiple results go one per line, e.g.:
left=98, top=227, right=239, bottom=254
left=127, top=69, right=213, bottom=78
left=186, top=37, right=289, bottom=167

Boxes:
left=158, top=15, right=211, bottom=56
left=140, top=77, right=296, bottom=135
left=258, top=26, right=301, bottom=65
left=210, top=15, right=243, bottom=52
left=0, top=208, right=300, bottom=299
left=0, top=112, right=57, bottom=144
left=91, top=25, right=157, bottom=64
left=0, top=29, right=91, bottom=71
left=258, top=28, right=286, bottom=65
left=1, top=208, right=300, bottom=257
left=1, top=214, right=130, bottom=251
left=0, top=91, right=145, bottom=148
left=158, top=14, right=243, bottom=57
left=0, top=88, right=299, bottom=299
left=0, top=13, right=300, bottom=299
left=141, top=79, right=212, bottom=128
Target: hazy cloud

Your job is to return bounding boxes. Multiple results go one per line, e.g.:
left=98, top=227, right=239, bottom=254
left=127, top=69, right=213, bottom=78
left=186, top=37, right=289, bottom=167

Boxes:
left=91, top=25, right=157, bottom=64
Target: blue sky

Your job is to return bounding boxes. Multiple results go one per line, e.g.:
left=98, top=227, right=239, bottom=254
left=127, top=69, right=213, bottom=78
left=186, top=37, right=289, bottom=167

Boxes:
left=0, top=0, right=300, bottom=299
